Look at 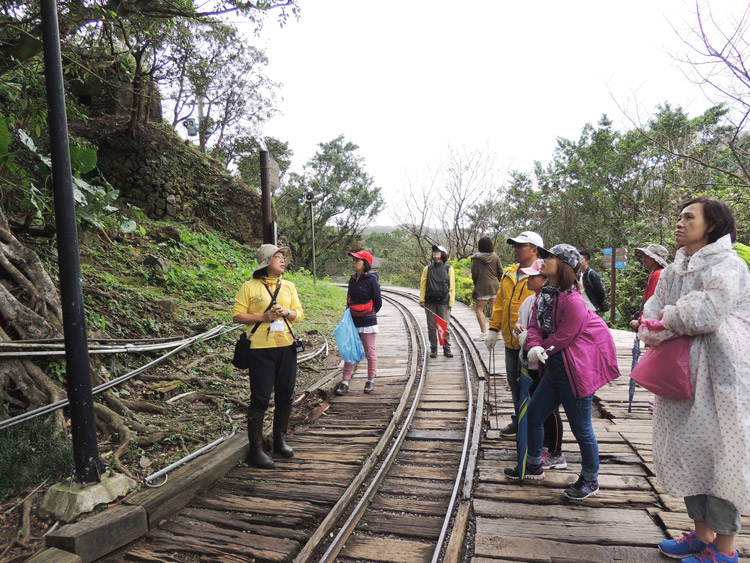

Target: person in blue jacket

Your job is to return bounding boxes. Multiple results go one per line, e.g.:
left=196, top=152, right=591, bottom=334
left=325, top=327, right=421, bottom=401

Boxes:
left=336, top=250, right=382, bottom=395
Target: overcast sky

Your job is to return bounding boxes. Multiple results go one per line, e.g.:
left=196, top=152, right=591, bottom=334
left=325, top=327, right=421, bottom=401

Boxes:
left=248, top=1, right=739, bottom=225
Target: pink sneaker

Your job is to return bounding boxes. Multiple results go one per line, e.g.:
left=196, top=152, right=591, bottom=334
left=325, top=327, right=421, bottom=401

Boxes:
left=541, top=449, right=567, bottom=470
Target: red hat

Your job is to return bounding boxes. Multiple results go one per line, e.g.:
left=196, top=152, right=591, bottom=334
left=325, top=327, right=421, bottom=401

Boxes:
left=348, top=250, right=373, bottom=265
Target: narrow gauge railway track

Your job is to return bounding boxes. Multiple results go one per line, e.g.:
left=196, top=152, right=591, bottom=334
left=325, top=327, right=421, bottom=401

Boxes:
left=111, top=289, right=484, bottom=563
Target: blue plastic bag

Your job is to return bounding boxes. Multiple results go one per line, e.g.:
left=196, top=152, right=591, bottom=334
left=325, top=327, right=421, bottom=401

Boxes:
left=334, top=309, right=365, bottom=365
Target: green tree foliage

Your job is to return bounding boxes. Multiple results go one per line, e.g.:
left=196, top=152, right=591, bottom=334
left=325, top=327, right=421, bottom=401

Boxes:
left=498, top=104, right=749, bottom=326
left=364, top=229, right=424, bottom=287
left=161, top=21, right=279, bottom=153
left=275, top=136, right=384, bottom=273
left=0, top=0, right=298, bottom=78
left=227, top=136, right=293, bottom=195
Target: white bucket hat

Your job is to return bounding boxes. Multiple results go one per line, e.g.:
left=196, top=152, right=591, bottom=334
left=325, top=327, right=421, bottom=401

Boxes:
left=635, top=244, right=669, bottom=268
left=256, top=244, right=291, bottom=270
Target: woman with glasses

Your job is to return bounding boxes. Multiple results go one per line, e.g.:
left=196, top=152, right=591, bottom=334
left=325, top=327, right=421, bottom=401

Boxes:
left=233, top=244, right=304, bottom=469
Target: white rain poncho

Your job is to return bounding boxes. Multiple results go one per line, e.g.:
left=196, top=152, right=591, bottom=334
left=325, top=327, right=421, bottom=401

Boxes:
left=642, top=234, right=750, bottom=514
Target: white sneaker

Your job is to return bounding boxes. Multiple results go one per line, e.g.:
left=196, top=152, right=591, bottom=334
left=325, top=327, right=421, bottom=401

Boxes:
left=473, top=333, right=486, bottom=341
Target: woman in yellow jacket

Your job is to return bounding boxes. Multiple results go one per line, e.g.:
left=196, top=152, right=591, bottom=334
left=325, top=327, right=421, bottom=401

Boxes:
left=233, top=244, right=304, bottom=469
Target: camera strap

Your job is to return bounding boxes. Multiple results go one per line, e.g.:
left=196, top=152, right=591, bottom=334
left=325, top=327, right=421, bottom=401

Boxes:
left=263, top=281, right=297, bottom=340
left=247, top=281, right=283, bottom=339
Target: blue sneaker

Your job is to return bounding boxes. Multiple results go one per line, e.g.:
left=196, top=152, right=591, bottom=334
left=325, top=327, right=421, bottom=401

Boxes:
left=680, top=543, right=738, bottom=563
left=658, top=532, right=708, bottom=559
left=563, top=474, right=599, bottom=500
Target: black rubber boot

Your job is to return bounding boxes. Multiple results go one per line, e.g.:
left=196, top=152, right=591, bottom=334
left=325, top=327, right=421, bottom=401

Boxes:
left=273, top=405, right=294, bottom=458
left=247, top=410, right=275, bottom=469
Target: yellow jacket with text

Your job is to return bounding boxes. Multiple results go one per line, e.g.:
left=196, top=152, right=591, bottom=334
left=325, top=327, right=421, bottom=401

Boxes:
left=488, top=264, right=534, bottom=349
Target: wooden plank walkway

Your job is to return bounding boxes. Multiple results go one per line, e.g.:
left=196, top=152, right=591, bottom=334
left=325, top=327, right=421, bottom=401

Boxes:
left=447, top=299, right=750, bottom=562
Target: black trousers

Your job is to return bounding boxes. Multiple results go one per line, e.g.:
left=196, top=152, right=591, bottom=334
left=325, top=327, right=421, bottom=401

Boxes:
left=247, top=345, right=297, bottom=413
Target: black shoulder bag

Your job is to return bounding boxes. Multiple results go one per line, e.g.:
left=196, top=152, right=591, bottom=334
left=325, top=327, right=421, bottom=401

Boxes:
left=231, top=282, right=282, bottom=369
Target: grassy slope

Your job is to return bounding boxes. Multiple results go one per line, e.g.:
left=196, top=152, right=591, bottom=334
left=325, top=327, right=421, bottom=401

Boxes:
left=5, top=217, right=347, bottom=498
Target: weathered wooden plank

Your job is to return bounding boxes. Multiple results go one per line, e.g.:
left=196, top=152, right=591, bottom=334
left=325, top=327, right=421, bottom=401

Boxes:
left=177, top=509, right=309, bottom=540
left=444, top=500, right=471, bottom=562
left=472, top=483, right=657, bottom=508
left=477, top=458, right=647, bottom=476
left=190, top=492, right=328, bottom=518
left=379, top=477, right=453, bottom=497
left=418, top=401, right=468, bottom=411
left=414, top=411, right=468, bottom=421
left=303, top=428, right=382, bottom=437
left=124, top=433, right=248, bottom=527
left=473, top=534, right=666, bottom=562
left=279, top=449, right=370, bottom=463
left=478, top=467, right=653, bottom=490
left=369, top=496, right=447, bottom=516
left=410, top=420, right=467, bottom=430
left=474, top=499, right=656, bottom=527
left=146, top=522, right=297, bottom=562
left=230, top=460, right=357, bottom=477
left=45, top=505, right=147, bottom=563
left=357, top=512, right=442, bottom=539
left=213, top=480, right=344, bottom=504
left=116, top=547, right=181, bottom=562
left=26, top=548, right=83, bottom=563
left=396, top=452, right=461, bottom=467
left=475, top=514, right=664, bottom=546
left=290, top=434, right=379, bottom=445
left=388, top=465, right=457, bottom=481
left=338, top=535, right=434, bottom=562
left=401, top=440, right=464, bottom=453
left=407, top=429, right=465, bottom=441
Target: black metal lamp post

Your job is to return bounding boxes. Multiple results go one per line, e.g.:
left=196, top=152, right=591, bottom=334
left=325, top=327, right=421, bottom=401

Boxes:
left=41, top=0, right=102, bottom=484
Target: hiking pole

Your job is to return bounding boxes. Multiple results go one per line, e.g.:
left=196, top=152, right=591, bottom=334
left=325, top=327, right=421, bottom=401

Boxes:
left=489, top=348, right=499, bottom=432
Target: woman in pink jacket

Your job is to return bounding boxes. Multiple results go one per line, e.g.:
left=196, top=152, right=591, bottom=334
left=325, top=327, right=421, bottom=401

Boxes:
left=504, top=244, right=620, bottom=500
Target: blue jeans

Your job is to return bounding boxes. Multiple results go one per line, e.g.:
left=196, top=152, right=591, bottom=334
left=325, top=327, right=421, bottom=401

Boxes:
left=527, top=353, right=599, bottom=481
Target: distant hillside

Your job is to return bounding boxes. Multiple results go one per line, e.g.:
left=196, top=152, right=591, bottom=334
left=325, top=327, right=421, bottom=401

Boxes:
left=362, top=225, right=398, bottom=234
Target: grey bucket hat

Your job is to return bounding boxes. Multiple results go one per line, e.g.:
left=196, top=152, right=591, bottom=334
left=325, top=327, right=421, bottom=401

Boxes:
left=635, top=244, right=669, bottom=269
left=537, top=243, right=582, bottom=270
left=255, top=244, right=291, bottom=270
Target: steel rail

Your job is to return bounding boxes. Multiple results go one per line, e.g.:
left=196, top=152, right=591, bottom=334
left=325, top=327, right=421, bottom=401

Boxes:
left=316, top=292, right=430, bottom=562
left=386, top=288, right=481, bottom=561
left=430, top=322, right=474, bottom=563
left=292, top=293, right=424, bottom=563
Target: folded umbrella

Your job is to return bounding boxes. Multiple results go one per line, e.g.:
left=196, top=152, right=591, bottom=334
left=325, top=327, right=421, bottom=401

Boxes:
left=516, top=358, right=534, bottom=481
left=629, top=335, right=641, bottom=413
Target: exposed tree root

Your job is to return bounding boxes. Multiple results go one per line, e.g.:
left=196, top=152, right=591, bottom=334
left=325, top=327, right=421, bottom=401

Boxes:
left=112, top=438, right=136, bottom=480
left=19, top=496, right=32, bottom=546
left=124, top=399, right=170, bottom=414
left=180, top=353, right=222, bottom=372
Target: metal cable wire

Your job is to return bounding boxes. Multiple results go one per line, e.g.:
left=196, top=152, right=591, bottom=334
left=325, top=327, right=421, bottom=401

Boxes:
left=0, top=324, right=240, bottom=432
